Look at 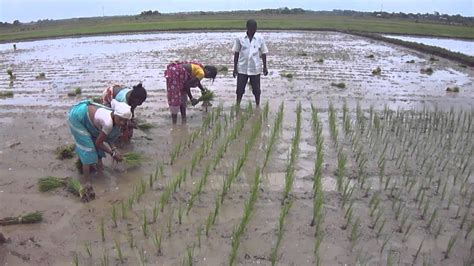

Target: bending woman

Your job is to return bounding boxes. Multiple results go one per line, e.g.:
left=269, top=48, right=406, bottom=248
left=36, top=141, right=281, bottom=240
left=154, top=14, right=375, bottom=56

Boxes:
left=165, top=61, right=217, bottom=124
left=68, top=99, right=132, bottom=180
left=102, top=83, right=147, bottom=141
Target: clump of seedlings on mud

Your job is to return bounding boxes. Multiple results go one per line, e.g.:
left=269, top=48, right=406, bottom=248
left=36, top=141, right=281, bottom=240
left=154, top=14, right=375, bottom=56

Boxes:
left=446, top=86, right=460, bottom=93
left=6, top=67, right=16, bottom=80
left=137, top=122, right=154, bottom=131
left=0, top=211, right=42, bottom=225
left=68, top=87, right=82, bottom=97
left=420, top=67, right=434, bottom=75
left=38, top=176, right=95, bottom=202
left=0, top=91, right=14, bottom=98
left=123, top=152, right=144, bottom=167
left=331, top=82, right=346, bottom=89
left=372, top=66, right=381, bottom=75
left=55, top=144, right=75, bottom=159
left=406, top=59, right=415, bottom=63
left=280, top=72, right=294, bottom=79
left=35, top=72, right=46, bottom=79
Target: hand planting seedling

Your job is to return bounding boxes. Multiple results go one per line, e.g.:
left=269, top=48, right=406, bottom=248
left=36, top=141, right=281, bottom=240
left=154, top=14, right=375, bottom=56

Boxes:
left=197, top=90, right=215, bottom=112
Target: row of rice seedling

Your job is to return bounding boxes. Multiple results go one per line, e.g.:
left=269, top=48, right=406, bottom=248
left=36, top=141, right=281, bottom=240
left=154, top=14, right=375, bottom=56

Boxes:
left=270, top=103, right=302, bottom=265
left=310, top=104, right=325, bottom=263
left=262, top=102, right=284, bottom=170
left=282, top=103, right=302, bottom=203
left=229, top=167, right=261, bottom=265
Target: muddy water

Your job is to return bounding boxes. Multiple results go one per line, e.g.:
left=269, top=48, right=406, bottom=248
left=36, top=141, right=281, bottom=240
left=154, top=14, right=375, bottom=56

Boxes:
left=0, top=31, right=473, bottom=265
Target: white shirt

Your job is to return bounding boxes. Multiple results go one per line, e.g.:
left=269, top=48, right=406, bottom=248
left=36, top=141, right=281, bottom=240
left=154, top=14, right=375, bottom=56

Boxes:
left=94, top=108, right=113, bottom=135
left=232, top=32, right=268, bottom=76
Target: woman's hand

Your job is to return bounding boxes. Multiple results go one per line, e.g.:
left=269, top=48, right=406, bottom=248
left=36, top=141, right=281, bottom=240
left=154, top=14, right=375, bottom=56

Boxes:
left=112, top=149, right=123, bottom=162
left=190, top=98, right=199, bottom=106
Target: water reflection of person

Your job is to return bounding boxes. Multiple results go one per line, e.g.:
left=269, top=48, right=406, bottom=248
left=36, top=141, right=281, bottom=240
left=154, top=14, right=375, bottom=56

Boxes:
left=68, top=99, right=131, bottom=181
left=233, top=19, right=269, bottom=107
left=164, top=61, right=217, bottom=124
left=101, top=83, right=147, bottom=141
left=13, top=44, right=16, bottom=51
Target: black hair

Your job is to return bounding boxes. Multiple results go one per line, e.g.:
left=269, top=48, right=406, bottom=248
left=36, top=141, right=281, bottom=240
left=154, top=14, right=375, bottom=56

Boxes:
left=130, top=83, right=147, bottom=104
left=246, top=19, right=257, bottom=29
left=204, top=65, right=217, bottom=81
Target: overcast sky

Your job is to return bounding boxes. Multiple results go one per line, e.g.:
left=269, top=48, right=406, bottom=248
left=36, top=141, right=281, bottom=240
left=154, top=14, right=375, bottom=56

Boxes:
left=1, top=0, right=472, bottom=23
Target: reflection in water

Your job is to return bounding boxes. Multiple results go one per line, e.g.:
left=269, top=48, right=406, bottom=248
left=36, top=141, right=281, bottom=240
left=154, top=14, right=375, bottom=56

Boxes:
left=384, top=34, right=474, bottom=56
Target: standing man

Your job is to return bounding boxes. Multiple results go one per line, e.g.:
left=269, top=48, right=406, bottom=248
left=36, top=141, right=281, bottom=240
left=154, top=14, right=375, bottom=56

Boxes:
left=232, top=19, right=268, bottom=106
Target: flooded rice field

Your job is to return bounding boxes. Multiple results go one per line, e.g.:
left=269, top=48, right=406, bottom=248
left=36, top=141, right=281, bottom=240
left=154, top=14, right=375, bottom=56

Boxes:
left=0, top=31, right=473, bottom=265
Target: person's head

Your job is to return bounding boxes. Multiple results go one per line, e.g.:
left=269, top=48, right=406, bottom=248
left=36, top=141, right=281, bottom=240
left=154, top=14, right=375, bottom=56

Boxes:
left=128, top=83, right=147, bottom=108
left=246, top=19, right=257, bottom=36
left=111, top=99, right=132, bottom=127
left=204, top=65, right=217, bottom=81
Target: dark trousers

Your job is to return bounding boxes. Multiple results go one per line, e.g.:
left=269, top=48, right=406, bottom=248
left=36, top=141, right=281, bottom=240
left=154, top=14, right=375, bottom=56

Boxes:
left=236, top=73, right=261, bottom=105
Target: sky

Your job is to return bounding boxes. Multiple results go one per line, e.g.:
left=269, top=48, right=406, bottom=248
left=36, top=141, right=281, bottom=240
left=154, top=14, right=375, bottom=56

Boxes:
left=1, top=0, right=472, bottom=23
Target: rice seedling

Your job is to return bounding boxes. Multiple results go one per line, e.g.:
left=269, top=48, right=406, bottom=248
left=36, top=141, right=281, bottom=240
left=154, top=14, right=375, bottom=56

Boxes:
left=465, top=221, right=474, bottom=239
left=84, top=241, right=92, bottom=257
left=336, top=152, right=347, bottom=192
left=115, top=239, right=124, bottom=263
left=434, top=221, right=444, bottom=239
left=376, top=218, right=386, bottom=239
left=112, top=205, right=117, bottom=228
left=73, top=252, right=79, bottom=266
left=460, top=210, right=469, bottom=229
left=444, top=234, right=458, bottom=259
left=350, top=218, right=361, bottom=251
left=205, top=212, right=212, bottom=237
left=271, top=200, right=293, bottom=265
left=372, top=66, right=381, bottom=75
left=177, top=204, right=184, bottom=225
left=331, top=82, right=346, bottom=89
left=198, top=90, right=215, bottom=112
left=137, top=123, right=154, bottom=131
left=55, top=144, right=76, bottom=160
left=99, top=218, right=105, bottom=242
left=127, top=230, right=134, bottom=249
left=153, top=230, right=162, bottom=255
left=138, top=248, right=147, bottom=266
left=142, top=209, right=148, bottom=237
left=403, top=222, right=414, bottom=242
left=68, top=177, right=95, bottom=202
left=380, top=234, right=391, bottom=254
left=427, top=208, right=438, bottom=229
left=0, top=211, right=42, bottom=225
left=413, top=239, right=424, bottom=263
left=167, top=209, right=173, bottom=237
left=38, top=176, right=68, bottom=192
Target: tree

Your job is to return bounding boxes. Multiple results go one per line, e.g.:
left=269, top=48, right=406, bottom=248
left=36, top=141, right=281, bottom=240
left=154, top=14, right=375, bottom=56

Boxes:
left=13, top=20, right=20, bottom=25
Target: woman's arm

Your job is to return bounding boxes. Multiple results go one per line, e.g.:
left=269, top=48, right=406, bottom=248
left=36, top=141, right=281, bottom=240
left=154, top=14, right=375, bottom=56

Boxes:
left=95, top=131, right=121, bottom=160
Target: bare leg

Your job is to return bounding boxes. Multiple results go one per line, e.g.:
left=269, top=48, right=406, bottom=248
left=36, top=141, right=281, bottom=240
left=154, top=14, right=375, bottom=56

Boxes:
left=83, top=164, right=91, bottom=183
left=97, top=159, right=104, bottom=175
left=180, top=105, right=187, bottom=123
left=172, top=114, right=178, bottom=124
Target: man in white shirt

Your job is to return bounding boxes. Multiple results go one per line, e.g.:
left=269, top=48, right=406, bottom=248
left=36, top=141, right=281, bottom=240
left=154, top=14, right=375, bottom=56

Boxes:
left=232, top=19, right=269, bottom=106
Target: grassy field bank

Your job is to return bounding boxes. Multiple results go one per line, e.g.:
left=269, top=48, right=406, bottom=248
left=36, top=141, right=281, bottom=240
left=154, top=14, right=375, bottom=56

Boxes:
left=1, top=14, right=474, bottom=43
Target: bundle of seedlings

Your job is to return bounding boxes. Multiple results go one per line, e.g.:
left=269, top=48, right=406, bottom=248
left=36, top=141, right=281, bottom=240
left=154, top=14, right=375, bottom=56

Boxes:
left=372, top=67, right=381, bottom=75
left=7, top=68, right=16, bottom=80
left=446, top=87, right=460, bottom=92
left=35, top=72, right=46, bottom=79
left=55, top=144, right=76, bottom=160
left=68, top=88, right=82, bottom=97
left=67, top=178, right=95, bottom=202
left=38, top=176, right=68, bottom=192
left=331, top=82, right=346, bottom=89
left=123, top=152, right=144, bottom=167
left=0, top=91, right=13, bottom=98
left=198, top=90, right=215, bottom=112
left=137, top=122, right=154, bottom=131
left=0, top=211, right=42, bottom=226
left=420, top=67, right=434, bottom=75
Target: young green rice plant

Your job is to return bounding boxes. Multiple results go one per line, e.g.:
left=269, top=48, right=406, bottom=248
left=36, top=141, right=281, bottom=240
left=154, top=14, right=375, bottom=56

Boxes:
left=84, top=241, right=92, bottom=257
left=153, top=230, right=162, bottom=256
left=336, top=151, right=347, bottom=192
left=112, top=205, right=117, bottom=228
left=380, top=234, right=391, bottom=254
left=434, top=220, right=444, bottom=239
left=167, top=209, right=174, bottom=237
left=350, top=218, right=361, bottom=251
left=73, top=252, right=79, bottom=266
left=460, top=210, right=469, bottom=229
left=444, top=234, right=458, bottom=259
left=413, top=239, right=424, bottom=263
left=427, top=208, right=438, bottom=229
left=99, top=218, right=105, bottom=242
left=422, top=200, right=430, bottom=220
left=115, top=239, right=124, bottom=263
left=127, top=230, right=134, bottom=249
left=178, top=204, right=184, bottom=225
left=271, top=200, right=293, bottom=265
left=403, top=221, right=414, bottom=242
left=465, top=221, right=474, bottom=239
left=142, top=209, right=148, bottom=237
left=331, top=82, right=346, bottom=89
left=138, top=248, right=147, bottom=266
left=121, top=201, right=127, bottom=220
left=376, top=218, right=386, bottom=239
